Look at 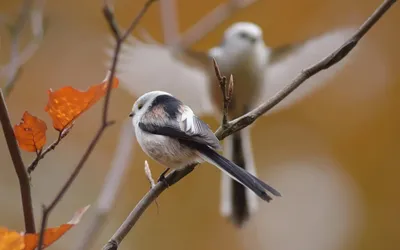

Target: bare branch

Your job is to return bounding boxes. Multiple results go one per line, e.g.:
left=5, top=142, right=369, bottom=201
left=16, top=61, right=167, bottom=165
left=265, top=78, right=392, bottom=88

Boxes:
left=159, top=0, right=179, bottom=45
left=27, top=125, right=72, bottom=176
left=144, top=161, right=156, bottom=188
left=102, top=0, right=397, bottom=248
left=212, top=58, right=233, bottom=127
left=75, top=119, right=134, bottom=250
left=36, top=1, right=158, bottom=249
left=121, top=0, right=158, bottom=42
left=102, top=164, right=196, bottom=250
left=215, top=0, right=397, bottom=140
left=176, top=0, right=258, bottom=49
left=0, top=89, right=35, bottom=233
left=0, top=0, right=46, bottom=97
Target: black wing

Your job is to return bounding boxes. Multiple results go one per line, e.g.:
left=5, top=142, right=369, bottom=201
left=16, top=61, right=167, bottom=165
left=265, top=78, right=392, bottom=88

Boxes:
left=139, top=102, right=220, bottom=150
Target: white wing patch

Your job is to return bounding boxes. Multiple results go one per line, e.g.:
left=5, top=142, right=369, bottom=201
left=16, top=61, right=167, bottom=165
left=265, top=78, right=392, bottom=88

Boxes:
left=260, top=27, right=359, bottom=115
left=105, top=35, right=215, bottom=117
left=180, top=106, right=196, bottom=133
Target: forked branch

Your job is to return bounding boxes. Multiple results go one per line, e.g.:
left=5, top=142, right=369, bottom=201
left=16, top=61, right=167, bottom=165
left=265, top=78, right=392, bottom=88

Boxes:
left=102, top=0, right=397, bottom=249
left=36, top=0, right=159, bottom=249
left=0, top=89, right=35, bottom=233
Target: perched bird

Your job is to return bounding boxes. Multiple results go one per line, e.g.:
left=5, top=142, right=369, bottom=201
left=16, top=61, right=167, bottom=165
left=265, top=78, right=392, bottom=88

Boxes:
left=108, top=22, right=356, bottom=226
left=129, top=90, right=281, bottom=207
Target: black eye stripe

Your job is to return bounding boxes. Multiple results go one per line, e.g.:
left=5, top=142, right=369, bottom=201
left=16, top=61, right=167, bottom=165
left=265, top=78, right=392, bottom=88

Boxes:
left=238, top=32, right=248, bottom=38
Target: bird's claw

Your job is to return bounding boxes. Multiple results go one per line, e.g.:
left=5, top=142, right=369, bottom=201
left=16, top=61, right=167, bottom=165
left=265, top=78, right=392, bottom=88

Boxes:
left=157, top=168, right=170, bottom=187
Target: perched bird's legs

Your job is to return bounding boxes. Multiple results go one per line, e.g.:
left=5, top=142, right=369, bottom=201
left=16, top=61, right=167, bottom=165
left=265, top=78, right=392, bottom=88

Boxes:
left=157, top=168, right=171, bottom=187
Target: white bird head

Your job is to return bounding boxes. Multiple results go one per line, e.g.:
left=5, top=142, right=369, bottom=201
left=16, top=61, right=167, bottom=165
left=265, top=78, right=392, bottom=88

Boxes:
left=225, top=22, right=264, bottom=48
left=210, top=22, right=267, bottom=65
left=129, top=90, right=172, bottom=121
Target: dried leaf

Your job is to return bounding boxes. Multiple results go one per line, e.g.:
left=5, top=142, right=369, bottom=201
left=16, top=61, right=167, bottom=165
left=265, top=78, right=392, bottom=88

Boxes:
left=23, top=205, right=90, bottom=250
left=14, top=111, right=47, bottom=152
left=44, top=72, right=119, bottom=131
left=0, top=227, right=24, bottom=250
left=0, top=206, right=89, bottom=250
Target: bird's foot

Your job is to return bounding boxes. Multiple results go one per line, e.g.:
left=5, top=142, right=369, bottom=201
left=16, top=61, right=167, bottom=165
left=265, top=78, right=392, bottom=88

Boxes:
left=157, top=168, right=170, bottom=187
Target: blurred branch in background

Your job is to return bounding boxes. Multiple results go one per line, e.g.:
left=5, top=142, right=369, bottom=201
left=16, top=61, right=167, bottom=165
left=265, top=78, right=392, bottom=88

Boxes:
left=102, top=0, right=397, bottom=249
left=140, top=0, right=259, bottom=49
left=159, top=0, right=179, bottom=45
left=215, top=0, right=397, bottom=139
left=36, top=1, right=159, bottom=249
left=175, top=0, right=258, bottom=49
left=0, top=89, right=35, bottom=233
left=76, top=119, right=135, bottom=250
left=0, top=0, right=46, bottom=97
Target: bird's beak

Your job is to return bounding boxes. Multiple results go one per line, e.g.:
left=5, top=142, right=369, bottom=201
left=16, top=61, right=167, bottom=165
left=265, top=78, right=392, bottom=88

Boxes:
left=129, top=111, right=135, bottom=117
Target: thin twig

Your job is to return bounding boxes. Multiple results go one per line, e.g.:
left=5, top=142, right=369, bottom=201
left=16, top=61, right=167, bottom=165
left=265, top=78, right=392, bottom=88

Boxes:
left=102, top=0, right=397, bottom=248
left=36, top=1, right=158, bottom=249
left=144, top=160, right=160, bottom=212
left=144, top=161, right=156, bottom=188
left=212, top=58, right=233, bottom=127
left=27, top=125, right=72, bottom=176
left=75, top=119, right=134, bottom=250
left=0, top=89, right=35, bottom=233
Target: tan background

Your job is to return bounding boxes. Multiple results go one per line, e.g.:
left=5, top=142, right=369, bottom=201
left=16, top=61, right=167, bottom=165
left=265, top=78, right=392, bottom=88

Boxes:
left=0, top=0, right=399, bottom=249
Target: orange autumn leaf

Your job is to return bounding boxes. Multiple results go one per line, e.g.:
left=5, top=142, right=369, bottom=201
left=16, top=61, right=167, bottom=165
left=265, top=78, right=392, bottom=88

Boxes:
left=0, top=206, right=89, bottom=250
left=45, top=72, right=119, bottom=131
left=14, top=111, right=47, bottom=152
left=0, top=227, right=24, bottom=250
left=23, top=205, right=90, bottom=250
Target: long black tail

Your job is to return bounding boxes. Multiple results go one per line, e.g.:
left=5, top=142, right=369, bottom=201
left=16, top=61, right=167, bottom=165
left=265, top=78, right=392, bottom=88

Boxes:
left=196, top=142, right=281, bottom=208
left=221, top=128, right=267, bottom=226
left=230, top=132, right=252, bottom=226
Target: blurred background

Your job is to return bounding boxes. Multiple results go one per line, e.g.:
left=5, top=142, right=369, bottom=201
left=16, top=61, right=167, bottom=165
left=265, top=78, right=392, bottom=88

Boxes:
left=0, top=0, right=399, bottom=249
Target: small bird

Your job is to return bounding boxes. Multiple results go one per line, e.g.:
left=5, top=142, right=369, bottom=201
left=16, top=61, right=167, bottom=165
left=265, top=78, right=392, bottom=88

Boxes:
left=110, top=22, right=356, bottom=226
left=129, top=90, right=281, bottom=206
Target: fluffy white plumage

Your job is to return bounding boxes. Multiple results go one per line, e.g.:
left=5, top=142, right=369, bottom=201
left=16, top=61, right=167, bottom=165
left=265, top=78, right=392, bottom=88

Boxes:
left=107, top=24, right=358, bottom=118
left=110, top=22, right=359, bottom=226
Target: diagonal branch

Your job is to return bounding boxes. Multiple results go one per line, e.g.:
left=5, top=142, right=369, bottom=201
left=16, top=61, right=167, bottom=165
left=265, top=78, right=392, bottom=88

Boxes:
left=175, top=0, right=258, bottom=49
left=102, top=0, right=397, bottom=249
left=75, top=119, right=135, bottom=250
left=215, top=0, right=397, bottom=140
left=36, top=1, right=158, bottom=249
left=0, top=0, right=46, bottom=97
left=0, top=89, right=35, bottom=233
left=144, top=0, right=259, bottom=49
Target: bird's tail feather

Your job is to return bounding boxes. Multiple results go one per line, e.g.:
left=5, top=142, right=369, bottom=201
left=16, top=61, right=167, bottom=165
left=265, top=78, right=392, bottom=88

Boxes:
left=220, top=128, right=258, bottom=226
left=196, top=138, right=281, bottom=219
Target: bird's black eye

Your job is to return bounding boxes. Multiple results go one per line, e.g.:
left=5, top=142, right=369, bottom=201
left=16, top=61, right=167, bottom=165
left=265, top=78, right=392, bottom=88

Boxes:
left=238, top=32, right=249, bottom=39
left=238, top=31, right=256, bottom=43
left=138, top=103, right=143, bottom=110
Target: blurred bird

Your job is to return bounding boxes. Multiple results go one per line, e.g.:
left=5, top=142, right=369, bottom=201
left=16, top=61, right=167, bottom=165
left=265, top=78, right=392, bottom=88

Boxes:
left=106, top=22, right=356, bottom=227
